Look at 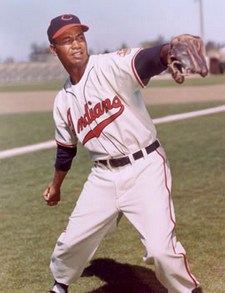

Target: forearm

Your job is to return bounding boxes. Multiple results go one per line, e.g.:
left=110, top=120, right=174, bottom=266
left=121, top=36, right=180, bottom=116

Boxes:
left=52, top=168, right=68, bottom=189
left=43, top=145, right=76, bottom=206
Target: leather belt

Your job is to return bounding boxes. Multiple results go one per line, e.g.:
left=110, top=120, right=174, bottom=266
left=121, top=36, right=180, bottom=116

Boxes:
left=96, top=140, right=160, bottom=168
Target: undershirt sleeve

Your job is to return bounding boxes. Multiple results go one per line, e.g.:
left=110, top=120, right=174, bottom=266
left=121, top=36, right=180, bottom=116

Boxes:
left=55, top=144, right=77, bottom=171
left=134, top=45, right=167, bottom=83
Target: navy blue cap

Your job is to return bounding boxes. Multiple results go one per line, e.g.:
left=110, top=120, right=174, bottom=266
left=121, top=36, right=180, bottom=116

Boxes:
left=47, top=14, right=89, bottom=43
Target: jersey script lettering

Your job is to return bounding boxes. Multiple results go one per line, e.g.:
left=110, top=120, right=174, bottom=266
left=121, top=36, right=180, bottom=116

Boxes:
left=67, top=95, right=125, bottom=144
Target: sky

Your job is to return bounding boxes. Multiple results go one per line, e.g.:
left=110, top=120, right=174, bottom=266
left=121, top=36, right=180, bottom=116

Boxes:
left=1, top=0, right=225, bottom=62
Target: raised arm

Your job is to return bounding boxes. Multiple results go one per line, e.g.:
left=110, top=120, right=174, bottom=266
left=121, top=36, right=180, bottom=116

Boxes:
left=134, top=44, right=169, bottom=85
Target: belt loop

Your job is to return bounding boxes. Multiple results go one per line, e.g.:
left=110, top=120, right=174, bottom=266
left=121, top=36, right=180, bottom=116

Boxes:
left=105, top=159, right=113, bottom=170
left=141, top=147, right=148, bottom=159
left=128, top=153, right=135, bottom=165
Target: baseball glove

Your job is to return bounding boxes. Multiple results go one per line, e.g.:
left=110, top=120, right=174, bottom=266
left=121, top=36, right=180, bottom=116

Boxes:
left=167, top=34, right=208, bottom=84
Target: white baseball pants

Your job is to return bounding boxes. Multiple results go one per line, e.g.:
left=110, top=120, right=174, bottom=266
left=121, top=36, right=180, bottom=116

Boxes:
left=50, top=146, right=199, bottom=293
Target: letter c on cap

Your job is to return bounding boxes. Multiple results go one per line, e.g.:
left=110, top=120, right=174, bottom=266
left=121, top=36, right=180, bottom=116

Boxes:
left=61, top=15, right=73, bottom=21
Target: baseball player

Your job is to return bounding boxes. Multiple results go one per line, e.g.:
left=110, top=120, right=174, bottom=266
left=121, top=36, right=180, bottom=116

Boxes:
left=43, top=14, right=207, bottom=293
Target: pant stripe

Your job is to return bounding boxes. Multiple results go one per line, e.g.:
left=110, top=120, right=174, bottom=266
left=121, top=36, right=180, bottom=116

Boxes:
left=156, top=148, right=198, bottom=288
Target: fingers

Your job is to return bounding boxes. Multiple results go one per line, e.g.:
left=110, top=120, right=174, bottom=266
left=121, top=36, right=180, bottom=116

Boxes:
left=168, top=35, right=208, bottom=82
left=190, top=41, right=208, bottom=77
left=43, top=186, right=60, bottom=206
left=45, top=195, right=60, bottom=206
left=43, top=187, right=50, bottom=201
left=47, top=200, right=59, bottom=206
left=199, top=57, right=208, bottom=77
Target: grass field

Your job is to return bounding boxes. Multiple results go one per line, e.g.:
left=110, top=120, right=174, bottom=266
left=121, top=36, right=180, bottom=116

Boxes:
left=1, top=74, right=225, bottom=92
left=0, top=101, right=225, bottom=293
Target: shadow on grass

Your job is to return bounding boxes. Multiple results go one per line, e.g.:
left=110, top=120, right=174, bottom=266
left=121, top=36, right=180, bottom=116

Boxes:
left=82, top=258, right=167, bottom=293
left=82, top=258, right=204, bottom=293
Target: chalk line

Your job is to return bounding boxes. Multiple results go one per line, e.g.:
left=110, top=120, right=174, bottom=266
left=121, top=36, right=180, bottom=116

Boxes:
left=0, top=140, right=56, bottom=159
left=153, top=104, right=225, bottom=124
left=0, top=105, right=224, bottom=159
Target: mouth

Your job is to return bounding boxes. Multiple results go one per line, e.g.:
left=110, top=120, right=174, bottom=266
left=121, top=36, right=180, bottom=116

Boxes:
left=71, top=51, right=82, bottom=58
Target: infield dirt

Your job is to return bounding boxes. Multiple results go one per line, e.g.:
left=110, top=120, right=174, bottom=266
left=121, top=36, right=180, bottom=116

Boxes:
left=0, top=84, right=225, bottom=114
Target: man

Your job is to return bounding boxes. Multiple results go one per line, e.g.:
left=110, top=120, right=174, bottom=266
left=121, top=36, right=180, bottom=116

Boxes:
left=43, top=14, right=206, bottom=293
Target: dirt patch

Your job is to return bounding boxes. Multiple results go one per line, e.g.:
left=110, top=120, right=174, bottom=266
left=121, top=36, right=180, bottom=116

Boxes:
left=0, top=91, right=56, bottom=114
left=0, top=84, right=225, bottom=114
left=143, top=84, right=225, bottom=105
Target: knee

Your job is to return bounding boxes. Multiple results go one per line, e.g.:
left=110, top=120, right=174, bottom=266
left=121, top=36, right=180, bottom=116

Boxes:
left=144, top=247, right=169, bottom=265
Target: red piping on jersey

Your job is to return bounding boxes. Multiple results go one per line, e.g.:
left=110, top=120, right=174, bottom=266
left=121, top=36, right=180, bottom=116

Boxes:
left=67, top=107, right=76, bottom=136
left=156, top=148, right=199, bottom=288
left=131, top=48, right=145, bottom=88
left=56, top=140, right=76, bottom=148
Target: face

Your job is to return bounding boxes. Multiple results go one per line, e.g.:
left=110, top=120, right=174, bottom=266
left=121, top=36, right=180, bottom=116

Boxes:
left=50, top=26, right=89, bottom=70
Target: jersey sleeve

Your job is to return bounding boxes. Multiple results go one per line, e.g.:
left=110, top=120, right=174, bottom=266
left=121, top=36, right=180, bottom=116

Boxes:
left=102, top=48, right=146, bottom=92
left=106, top=47, right=167, bottom=89
left=134, top=45, right=167, bottom=83
left=53, top=91, right=78, bottom=148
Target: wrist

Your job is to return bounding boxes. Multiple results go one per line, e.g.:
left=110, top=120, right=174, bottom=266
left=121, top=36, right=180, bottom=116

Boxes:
left=160, top=44, right=170, bottom=66
left=52, top=169, right=68, bottom=189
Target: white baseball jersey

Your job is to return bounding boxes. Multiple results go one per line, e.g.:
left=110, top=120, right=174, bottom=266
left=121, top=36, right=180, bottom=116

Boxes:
left=53, top=48, right=157, bottom=161
left=51, top=47, right=199, bottom=293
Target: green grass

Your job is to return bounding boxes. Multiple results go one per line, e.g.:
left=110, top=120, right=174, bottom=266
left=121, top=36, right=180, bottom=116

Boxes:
left=149, top=74, right=225, bottom=88
left=0, top=112, right=55, bottom=150
left=0, top=101, right=224, bottom=151
left=0, top=102, right=225, bottom=292
left=0, top=74, right=225, bottom=92
left=0, top=80, right=65, bottom=92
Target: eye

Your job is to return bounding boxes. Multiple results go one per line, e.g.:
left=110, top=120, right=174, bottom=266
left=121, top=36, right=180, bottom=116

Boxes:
left=63, top=37, right=73, bottom=45
left=77, top=34, right=85, bottom=42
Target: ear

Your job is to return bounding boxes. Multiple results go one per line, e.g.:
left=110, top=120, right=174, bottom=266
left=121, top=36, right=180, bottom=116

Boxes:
left=49, top=44, right=57, bottom=56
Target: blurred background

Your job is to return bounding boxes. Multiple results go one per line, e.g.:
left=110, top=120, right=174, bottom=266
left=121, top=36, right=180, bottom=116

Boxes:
left=0, top=3, right=225, bottom=292
left=0, top=0, right=225, bottom=83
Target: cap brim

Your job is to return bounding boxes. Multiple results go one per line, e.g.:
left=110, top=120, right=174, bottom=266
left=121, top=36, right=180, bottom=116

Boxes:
left=52, top=23, right=89, bottom=40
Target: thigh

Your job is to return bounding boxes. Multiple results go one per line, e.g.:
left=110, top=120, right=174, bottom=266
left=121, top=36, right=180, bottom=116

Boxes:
left=121, top=147, right=175, bottom=247
left=65, top=165, right=119, bottom=244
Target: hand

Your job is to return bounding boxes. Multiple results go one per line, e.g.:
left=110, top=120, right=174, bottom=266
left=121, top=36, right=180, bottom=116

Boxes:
left=43, top=183, right=61, bottom=206
left=167, top=34, right=208, bottom=83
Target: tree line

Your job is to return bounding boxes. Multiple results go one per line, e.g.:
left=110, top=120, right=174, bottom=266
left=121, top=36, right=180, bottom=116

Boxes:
left=2, top=36, right=225, bottom=64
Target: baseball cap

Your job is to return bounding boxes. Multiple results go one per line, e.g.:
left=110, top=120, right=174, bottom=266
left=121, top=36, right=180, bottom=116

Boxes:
left=47, top=14, right=89, bottom=43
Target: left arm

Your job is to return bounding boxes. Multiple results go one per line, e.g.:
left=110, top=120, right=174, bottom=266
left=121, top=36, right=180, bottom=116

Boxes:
left=135, top=34, right=208, bottom=85
left=134, top=44, right=169, bottom=85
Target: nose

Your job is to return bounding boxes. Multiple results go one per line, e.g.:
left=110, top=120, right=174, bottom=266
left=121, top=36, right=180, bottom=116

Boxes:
left=71, top=39, right=80, bottom=49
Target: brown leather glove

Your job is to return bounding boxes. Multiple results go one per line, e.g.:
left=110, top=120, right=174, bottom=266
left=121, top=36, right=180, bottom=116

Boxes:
left=167, top=34, right=208, bottom=84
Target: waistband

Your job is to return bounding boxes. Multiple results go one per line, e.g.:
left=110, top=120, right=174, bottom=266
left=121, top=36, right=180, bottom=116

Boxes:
left=95, top=140, right=160, bottom=168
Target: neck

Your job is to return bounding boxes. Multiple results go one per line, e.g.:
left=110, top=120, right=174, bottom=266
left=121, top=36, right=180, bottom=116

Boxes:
left=66, top=57, right=89, bottom=85
left=70, top=69, right=84, bottom=85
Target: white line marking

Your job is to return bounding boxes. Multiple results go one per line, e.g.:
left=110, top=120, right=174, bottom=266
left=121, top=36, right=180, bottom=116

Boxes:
left=0, top=140, right=55, bottom=159
left=153, top=104, right=225, bottom=124
left=0, top=105, right=224, bottom=160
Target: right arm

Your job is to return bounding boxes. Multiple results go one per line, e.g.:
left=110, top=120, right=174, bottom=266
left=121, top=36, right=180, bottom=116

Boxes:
left=43, top=145, right=77, bottom=206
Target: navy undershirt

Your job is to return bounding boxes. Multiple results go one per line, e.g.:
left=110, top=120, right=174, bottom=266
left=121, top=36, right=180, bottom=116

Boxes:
left=135, top=45, right=167, bottom=84
left=54, top=145, right=77, bottom=171
left=55, top=45, right=167, bottom=171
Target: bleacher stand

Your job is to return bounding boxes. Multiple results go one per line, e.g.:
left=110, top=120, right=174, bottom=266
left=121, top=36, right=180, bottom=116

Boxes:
left=0, top=61, right=68, bottom=84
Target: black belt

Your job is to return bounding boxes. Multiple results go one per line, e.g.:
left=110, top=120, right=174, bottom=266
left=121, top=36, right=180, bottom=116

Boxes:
left=96, top=140, right=160, bottom=168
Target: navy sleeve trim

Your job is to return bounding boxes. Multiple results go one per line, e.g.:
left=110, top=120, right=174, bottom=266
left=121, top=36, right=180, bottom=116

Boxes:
left=134, top=45, right=167, bottom=84
left=55, top=145, right=77, bottom=171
